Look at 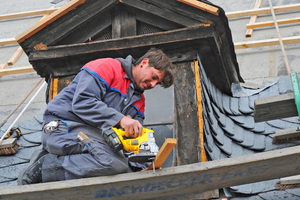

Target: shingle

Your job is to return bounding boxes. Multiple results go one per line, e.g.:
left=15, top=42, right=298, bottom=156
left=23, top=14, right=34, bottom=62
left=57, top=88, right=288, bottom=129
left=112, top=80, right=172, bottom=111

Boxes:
left=22, top=131, right=42, bottom=144
left=266, top=119, right=299, bottom=130
left=215, top=133, right=232, bottom=156
left=239, top=96, right=253, bottom=114
left=248, top=94, right=258, bottom=110
left=211, top=103, right=226, bottom=127
left=222, top=94, right=232, bottom=114
left=230, top=141, right=244, bottom=157
left=231, top=124, right=244, bottom=143
left=0, top=156, right=27, bottom=168
left=230, top=97, right=241, bottom=115
left=209, top=113, right=224, bottom=145
left=18, top=117, right=43, bottom=131
left=251, top=134, right=266, bottom=151
left=252, top=122, right=266, bottom=133
left=228, top=115, right=245, bottom=126
left=239, top=129, right=254, bottom=148
left=222, top=117, right=235, bottom=136
left=277, top=76, right=293, bottom=94
left=258, top=190, right=299, bottom=200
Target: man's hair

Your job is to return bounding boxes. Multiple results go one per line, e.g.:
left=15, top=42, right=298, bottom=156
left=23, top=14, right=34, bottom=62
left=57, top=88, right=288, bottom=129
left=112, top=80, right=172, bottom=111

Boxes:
left=136, top=48, right=174, bottom=88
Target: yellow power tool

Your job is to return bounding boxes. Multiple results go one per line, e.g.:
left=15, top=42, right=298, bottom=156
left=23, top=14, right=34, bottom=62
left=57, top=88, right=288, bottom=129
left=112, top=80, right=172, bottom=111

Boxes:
left=103, top=127, right=159, bottom=162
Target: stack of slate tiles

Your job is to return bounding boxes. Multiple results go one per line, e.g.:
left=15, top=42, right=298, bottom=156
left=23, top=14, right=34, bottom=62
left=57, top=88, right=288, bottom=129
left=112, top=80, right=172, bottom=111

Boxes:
left=198, top=56, right=300, bottom=199
left=0, top=115, right=43, bottom=187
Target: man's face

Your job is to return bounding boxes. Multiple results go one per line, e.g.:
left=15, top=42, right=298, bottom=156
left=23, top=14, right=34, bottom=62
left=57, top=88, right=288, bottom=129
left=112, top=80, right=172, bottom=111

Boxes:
left=133, top=59, right=165, bottom=91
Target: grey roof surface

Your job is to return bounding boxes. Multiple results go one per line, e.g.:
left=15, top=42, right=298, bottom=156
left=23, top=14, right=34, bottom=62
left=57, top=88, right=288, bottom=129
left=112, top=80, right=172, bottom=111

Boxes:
left=198, top=56, right=300, bottom=199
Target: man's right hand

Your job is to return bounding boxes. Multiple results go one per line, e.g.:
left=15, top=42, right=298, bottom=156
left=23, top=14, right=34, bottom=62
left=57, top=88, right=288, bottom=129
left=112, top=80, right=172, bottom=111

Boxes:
left=119, top=116, right=143, bottom=138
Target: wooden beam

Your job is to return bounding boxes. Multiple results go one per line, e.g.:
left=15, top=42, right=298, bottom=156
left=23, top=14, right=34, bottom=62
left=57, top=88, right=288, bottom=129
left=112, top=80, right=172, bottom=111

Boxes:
left=0, top=64, right=7, bottom=69
left=273, top=127, right=300, bottom=144
left=280, top=175, right=300, bottom=185
left=254, top=93, right=298, bottom=122
left=148, top=138, right=177, bottom=170
left=177, top=0, right=220, bottom=15
left=245, top=0, right=263, bottom=37
left=15, top=0, right=87, bottom=43
left=7, top=47, right=23, bottom=66
left=226, top=3, right=300, bottom=18
left=0, top=8, right=58, bottom=20
left=234, top=36, right=300, bottom=49
left=0, top=38, right=17, bottom=46
left=0, top=66, right=35, bottom=76
left=2, top=145, right=300, bottom=199
left=247, top=17, right=300, bottom=29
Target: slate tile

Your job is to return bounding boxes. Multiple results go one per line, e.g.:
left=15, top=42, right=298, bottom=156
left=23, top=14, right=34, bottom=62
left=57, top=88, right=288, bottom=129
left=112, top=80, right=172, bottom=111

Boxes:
left=286, top=188, right=300, bottom=197
left=16, top=145, right=42, bottom=161
left=231, top=183, right=253, bottom=194
left=252, top=122, right=266, bottom=133
left=34, top=114, right=43, bottom=124
left=211, top=103, right=226, bottom=127
left=18, top=117, right=43, bottom=131
left=241, top=116, right=255, bottom=129
left=230, top=141, right=244, bottom=157
left=215, top=88, right=225, bottom=113
left=240, top=129, right=254, bottom=148
left=209, top=113, right=224, bottom=145
left=239, top=96, right=253, bottom=114
left=230, top=97, right=242, bottom=115
left=231, top=124, right=244, bottom=143
left=248, top=94, right=258, bottom=110
left=277, top=76, right=293, bottom=94
left=0, top=180, right=16, bottom=187
left=250, top=134, right=266, bottom=151
left=222, top=94, right=232, bottom=114
left=229, top=115, right=245, bottom=126
left=0, top=155, right=27, bottom=168
left=242, top=147, right=254, bottom=156
left=0, top=164, right=25, bottom=179
left=266, top=119, right=299, bottom=130
left=268, top=84, right=280, bottom=96
left=258, top=190, right=299, bottom=200
left=22, top=131, right=42, bottom=144
left=282, top=117, right=300, bottom=124
left=215, top=133, right=232, bottom=156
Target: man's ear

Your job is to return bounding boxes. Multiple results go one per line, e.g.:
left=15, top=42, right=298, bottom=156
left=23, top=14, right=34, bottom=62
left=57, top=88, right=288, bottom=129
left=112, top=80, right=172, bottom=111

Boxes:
left=142, top=58, right=149, bottom=65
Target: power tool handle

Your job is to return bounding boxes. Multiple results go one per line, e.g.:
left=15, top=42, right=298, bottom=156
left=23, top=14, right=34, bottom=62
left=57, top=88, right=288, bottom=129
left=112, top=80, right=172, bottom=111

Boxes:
left=103, top=128, right=123, bottom=152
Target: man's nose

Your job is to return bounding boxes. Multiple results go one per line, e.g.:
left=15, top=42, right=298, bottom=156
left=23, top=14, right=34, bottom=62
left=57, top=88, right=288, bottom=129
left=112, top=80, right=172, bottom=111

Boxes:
left=150, top=80, right=159, bottom=88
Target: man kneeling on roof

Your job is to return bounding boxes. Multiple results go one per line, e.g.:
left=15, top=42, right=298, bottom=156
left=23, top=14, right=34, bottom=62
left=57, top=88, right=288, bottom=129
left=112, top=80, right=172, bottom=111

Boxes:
left=18, top=48, right=174, bottom=184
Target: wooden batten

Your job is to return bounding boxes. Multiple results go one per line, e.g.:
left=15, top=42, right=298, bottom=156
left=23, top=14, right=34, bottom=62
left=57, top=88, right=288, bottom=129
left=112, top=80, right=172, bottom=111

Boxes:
left=273, top=127, right=300, bottom=144
left=254, top=93, right=298, bottom=122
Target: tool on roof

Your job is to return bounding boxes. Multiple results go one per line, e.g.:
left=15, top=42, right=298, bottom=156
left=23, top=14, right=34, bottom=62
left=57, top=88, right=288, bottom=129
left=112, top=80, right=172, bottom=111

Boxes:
left=0, top=80, right=46, bottom=156
left=103, top=127, right=159, bottom=163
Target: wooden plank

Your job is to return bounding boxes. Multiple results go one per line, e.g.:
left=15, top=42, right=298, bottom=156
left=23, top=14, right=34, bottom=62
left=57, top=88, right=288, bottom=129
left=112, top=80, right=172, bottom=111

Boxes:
left=123, top=0, right=200, bottom=27
left=177, top=0, right=220, bottom=15
left=15, top=0, right=87, bottom=43
left=0, top=38, right=17, bottom=46
left=0, top=66, right=35, bottom=76
left=112, top=5, right=136, bottom=39
left=254, top=93, right=298, bottom=122
left=2, top=145, right=300, bottom=199
left=0, top=8, right=58, bottom=20
left=245, top=0, right=263, bottom=37
left=0, top=64, right=7, bottom=69
left=7, top=47, right=23, bottom=66
left=234, top=35, right=300, bottom=49
left=148, top=138, right=177, bottom=170
left=247, top=17, right=300, bottom=29
left=273, top=127, right=300, bottom=144
left=226, top=3, right=300, bottom=18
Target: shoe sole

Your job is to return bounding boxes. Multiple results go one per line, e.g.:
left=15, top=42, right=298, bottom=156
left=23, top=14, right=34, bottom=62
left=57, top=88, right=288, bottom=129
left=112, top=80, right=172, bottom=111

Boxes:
left=17, top=149, right=48, bottom=185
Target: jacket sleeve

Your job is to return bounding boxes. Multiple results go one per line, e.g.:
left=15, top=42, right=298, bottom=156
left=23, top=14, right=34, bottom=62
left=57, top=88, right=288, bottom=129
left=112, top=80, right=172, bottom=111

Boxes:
left=71, top=70, right=125, bottom=130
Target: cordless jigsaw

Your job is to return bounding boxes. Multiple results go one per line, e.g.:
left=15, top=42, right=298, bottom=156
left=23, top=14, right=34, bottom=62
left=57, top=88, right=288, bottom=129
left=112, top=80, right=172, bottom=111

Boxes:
left=103, top=127, right=159, bottom=163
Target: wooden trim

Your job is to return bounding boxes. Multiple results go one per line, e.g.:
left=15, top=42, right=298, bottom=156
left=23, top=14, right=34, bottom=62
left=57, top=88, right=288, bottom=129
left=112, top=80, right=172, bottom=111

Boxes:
left=247, top=17, right=300, bottom=29
left=16, top=0, right=87, bottom=43
left=2, top=145, right=300, bottom=199
left=0, top=8, right=58, bottom=20
left=194, top=60, right=206, bottom=162
left=0, top=38, right=17, bottom=46
left=226, top=3, right=300, bottom=18
left=273, top=127, right=300, bottom=144
left=0, top=66, right=35, bottom=76
left=177, top=0, right=219, bottom=15
left=148, top=138, right=177, bottom=170
left=245, top=0, right=263, bottom=37
left=280, top=175, right=300, bottom=185
left=254, top=93, right=298, bottom=122
left=7, top=47, right=23, bottom=66
left=234, top=35, right=300, bottom=49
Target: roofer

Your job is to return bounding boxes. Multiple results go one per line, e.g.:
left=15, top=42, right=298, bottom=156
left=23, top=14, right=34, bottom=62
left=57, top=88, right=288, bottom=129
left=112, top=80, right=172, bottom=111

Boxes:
left=18, top=47, right=174, bottom=184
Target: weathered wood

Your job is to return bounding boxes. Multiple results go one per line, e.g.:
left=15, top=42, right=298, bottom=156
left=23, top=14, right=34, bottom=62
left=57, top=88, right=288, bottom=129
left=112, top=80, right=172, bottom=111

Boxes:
left=0, top=66, right=35, bottom=76
left=148, top=138, right=177, bottom=170
left=112, top=5, right=136, bottom=39
left=0, top=38, right=17, bottom=46
left=245, top=0, right=262, bottom=37
left=7, top=47, right=23, bottom=66
left=177, top=0, right=220, bottom=15
left=254, top=93, right=298, bottom=122
left=280, top=175, right=300, bottom=185
left=173, top=62, right=199, bottom=165
left=247, top=17, right=300, bottom=29
left=29, top=25, right=214, bottom=77
left=2, top=145, right=300, bottom=199
left=273, top=127, right=300, bottom=144
left=0, top=8, right=57, bottom=20
left=226, top=3, right=300, bottom=18
left=122, top=0, right=200, bottom=27
left=234, top=35, right=300, bottom=49
left=16, top=0, right=87, bottom=43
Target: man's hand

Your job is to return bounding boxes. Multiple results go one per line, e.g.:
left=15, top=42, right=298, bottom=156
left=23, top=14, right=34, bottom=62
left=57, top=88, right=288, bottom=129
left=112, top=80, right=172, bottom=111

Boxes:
left=119, top=116, right=143, bottom=138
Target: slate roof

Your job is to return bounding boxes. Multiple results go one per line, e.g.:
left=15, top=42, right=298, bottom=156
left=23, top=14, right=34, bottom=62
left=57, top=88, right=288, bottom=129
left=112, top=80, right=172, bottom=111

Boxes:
left=0, top=115, right=43, bottom=187
left=198, top=55, right=300, bottom=199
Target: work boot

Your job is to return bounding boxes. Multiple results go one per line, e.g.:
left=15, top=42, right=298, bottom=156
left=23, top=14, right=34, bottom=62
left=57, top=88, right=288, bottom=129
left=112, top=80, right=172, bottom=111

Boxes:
left=17, top=149, right=48, bottom=185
